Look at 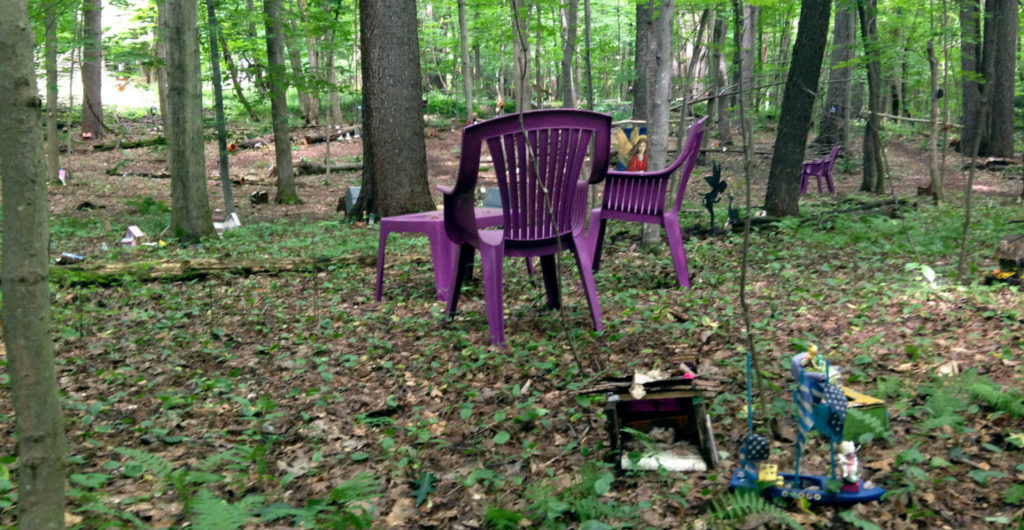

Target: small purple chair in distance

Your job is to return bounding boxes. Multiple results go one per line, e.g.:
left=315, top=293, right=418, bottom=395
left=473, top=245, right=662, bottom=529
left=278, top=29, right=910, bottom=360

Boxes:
left=441, top=110, right=610, bottom=346
left=586, top=116, right=707, bottom=289
left=800, top=144, right=841, bottom=195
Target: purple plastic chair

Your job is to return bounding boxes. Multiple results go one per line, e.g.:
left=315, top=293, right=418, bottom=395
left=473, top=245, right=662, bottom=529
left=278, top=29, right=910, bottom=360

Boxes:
left=586, top=116, right=707, bottom=288
left=800, top=144, right=841, bottom=195
left=441, top=109, right=611, bottom=345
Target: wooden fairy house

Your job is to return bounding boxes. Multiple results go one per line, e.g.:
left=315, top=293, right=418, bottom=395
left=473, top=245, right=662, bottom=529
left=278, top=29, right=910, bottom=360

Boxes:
left=581, top=366, right=721, bottom=473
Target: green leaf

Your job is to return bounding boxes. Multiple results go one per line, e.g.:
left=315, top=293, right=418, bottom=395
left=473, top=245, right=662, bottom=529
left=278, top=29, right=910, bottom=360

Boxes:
left=1004, top=483, right=1024, bottom=505
left=854, top=354, right=873, bottom=365
left=840, top=509, right=882, bottom=530
left=351, top=452, right=369, bottom=462
left=412, top=471, right=436, bottom=507
left=982, top=443, right=1003, bottom=453
left=593, top=473, right=614, bottom=495
left=1006, top=432, right=1024, bottom=448
left=896, top=447, right=926, bottom=465
left=459, top=404, right=473, bottom=420
left=968, top=469, right=1007, bottom=485
left=929, top=456, right=952, bottom=468
left=493, top=431, right=511, bottom=445
left=579, top=521, right=614, bottom=530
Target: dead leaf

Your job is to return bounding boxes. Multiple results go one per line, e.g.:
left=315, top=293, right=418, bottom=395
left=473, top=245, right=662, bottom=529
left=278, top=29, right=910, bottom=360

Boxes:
left=385, top=497, right=418, bottom=527
left=65, top=512, right=83, bottom=526
left=935, top=360, right=960, bottom=376
left=865, top=458, right=894, bottom=473
left=892, top=363, right=916, bottom=373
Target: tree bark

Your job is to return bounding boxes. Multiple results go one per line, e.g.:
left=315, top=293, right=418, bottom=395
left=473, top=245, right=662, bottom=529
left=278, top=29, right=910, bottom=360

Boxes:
left=560, top=0, right=579, bottom=108
left=206, top=0, right=235, bottom=216
left=81, top=0, right=104, bottom=139
left=458, top=0, right=474, bottom=121
left=643, top=0, right=674, bottom=246
left=156, top=0, right=170, bottom=127
left=959, top=0, right=980, bottom=153
left=45, top=8, right=60, bottom=184
left=166, top=0, right=216, bottom=240
left=812, top=0, right=854, bottom=152
left=584, top=0, right=594, bottom=110
left=763, top=0, right=831, bottom=217
left=857, top=0, right=884, bottom=193
left=296, top=0, right=320, bottom=126
left=511, top=0, right=531, bottom=112
left=352, top=0, right=434, bottom=218
left=740, top=4, right=759, bottom=112
left=633, top=0, right=655, bottom=121
left=980, top=0, right=1016, bottom=157
left=0, top=0, right=68, bottom=526
left=264, top=0, right=301, bottom=203
left=711, top=15, right=731, bottom=144
left=285, top=15, right=313, bottom=125
left=927, top=39, right=942, bottom=204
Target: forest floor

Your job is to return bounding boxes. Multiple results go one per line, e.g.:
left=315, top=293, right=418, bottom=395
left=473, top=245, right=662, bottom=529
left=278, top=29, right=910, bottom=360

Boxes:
left=2, top=115, right=1024, bottom=529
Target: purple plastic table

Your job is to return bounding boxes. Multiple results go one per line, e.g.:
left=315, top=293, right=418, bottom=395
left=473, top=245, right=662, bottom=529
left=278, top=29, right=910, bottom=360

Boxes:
left=375, top=207, right=504, bottom=302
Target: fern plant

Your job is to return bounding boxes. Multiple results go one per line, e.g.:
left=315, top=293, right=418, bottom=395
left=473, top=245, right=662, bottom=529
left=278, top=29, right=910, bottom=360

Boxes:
left=706, top=490, right=802, bottom=529
left=190, top=489, right=264, bottom=530
left=968, top=381, right=1024, bottom=418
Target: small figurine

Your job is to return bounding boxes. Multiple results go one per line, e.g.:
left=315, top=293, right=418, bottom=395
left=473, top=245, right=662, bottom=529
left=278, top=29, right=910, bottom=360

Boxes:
left=702, top=162, right=727, bottom=231
left=838, top=441, right=861, bottom=493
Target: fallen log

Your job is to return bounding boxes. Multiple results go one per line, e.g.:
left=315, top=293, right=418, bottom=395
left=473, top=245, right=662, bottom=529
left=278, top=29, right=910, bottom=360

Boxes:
left=294, top=158, right=363, bottom=175
left=962, top=157, right=1022, bottom=170
left=92, top=136, right=166, bottom=152
left=304, top=126, right=361, bottom=145
left=230, top=135, right=275, bottom=151
left=49, top=255, right=392, bottom=286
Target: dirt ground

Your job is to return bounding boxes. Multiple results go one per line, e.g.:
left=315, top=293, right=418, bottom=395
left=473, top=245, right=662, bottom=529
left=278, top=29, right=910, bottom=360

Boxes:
left=15, top=117, right=1024, bottom=529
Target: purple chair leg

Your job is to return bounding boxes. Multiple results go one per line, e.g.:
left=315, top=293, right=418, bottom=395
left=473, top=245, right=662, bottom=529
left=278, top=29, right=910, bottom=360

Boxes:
left=799, top=170, right=809, bottom=195
left=425, top=223, right=457, bottom=302
left=446, top=244, right=473, bottom=319
left=478, top=245, right=506, bottom=345
left=825, top=169, right=835, bottom=193
left=664, top=215, right=691, bottom=289
left=375, top=227, right=393, bottom=301
left=571, top=238, right=604, bottom=331
left=539, top=255, right=561, bottom=309
left=587, top=208, right=608, bottom=271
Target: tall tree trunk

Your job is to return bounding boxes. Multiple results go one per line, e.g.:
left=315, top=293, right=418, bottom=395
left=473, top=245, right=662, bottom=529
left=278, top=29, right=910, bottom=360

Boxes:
left=643, top=0, right=674, bottom=246
left=458, top=0, right=474, bottom=121
left=857, top=0, right=884, bottom=193
left=959, top=0, right=980, bottom=153
left=711, top=15, right=731, bottom=144
left=980, top=0, right=1016, bottom=157
left=634, top=0, right=654, bottom=121
left=206, top=0, right=235, bottom=215
left=264, top=0, right=300, bottom=203
left=584, top=0, right=593, bottom=110
left=221, top=36, right=260, bottom=122
left=81, top=0, right=104, bottom=139
left=763, top=0, right=831, bottom=217
left=0, top=1, right=68, bottom=527
left=45, top=8, right=60, bottom=183
left=353, top=0, right=434, bottom=218
left=740, top=4, right=758, bottom=112
left=511, top=0, right=531, bottom=112
left=166, top=0, right=216, bottom=240
left=296, top=0, right=319, bottom=126
left=927, top=38, right=942, bottom=204
left=812, top=0, right=854, bottom=152
left=560, top=0, right=579, bottom=107
left=156, top=0, right=170, bottom=127
left=285, top=15, right=313, bottom=125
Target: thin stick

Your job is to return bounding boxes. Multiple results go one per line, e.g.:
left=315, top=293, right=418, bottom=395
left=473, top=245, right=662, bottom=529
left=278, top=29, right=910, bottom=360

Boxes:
left=733, top=0, right=771, bottom=434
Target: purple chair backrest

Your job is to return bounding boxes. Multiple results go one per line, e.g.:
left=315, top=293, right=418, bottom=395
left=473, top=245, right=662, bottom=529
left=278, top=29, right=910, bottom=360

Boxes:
left=671, top=117, right=707, bottom=213
left=601, top=116, right=706, bottom=216
left=825, top=144, right=841, bottom=169
left=449, top=110, right=611, bottom=244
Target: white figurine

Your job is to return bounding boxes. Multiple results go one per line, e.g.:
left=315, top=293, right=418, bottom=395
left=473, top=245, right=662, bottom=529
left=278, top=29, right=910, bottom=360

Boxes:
left=838, top=441, right=861, bottom=492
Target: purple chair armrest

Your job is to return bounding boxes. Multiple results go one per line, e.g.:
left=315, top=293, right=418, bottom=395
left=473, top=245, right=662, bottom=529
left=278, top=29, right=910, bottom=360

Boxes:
left=436, top=184, right=453, bottom=194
